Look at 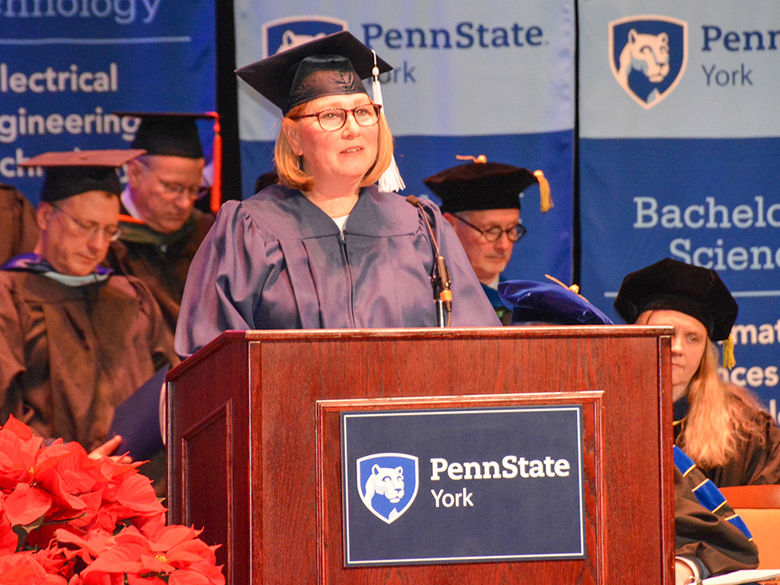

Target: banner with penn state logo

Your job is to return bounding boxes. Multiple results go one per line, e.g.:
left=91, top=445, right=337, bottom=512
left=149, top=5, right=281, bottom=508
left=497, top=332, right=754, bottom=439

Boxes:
left=234, top=0, right=575, bottom=283
left=0, top=1, right=216, bottom=205
left=579, top=1, right=780, bottom=409
left=342, top=406, right=585, bottom=566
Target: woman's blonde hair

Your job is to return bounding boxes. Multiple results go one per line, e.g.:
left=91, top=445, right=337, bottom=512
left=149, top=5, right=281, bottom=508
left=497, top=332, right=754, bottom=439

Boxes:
left=679, top=339, right=767, bottom=467
left=273, top=98, right=394, bottom=192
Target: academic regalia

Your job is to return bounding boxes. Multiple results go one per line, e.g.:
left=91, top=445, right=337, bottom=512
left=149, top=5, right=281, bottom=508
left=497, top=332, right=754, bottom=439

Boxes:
left=674, top=396, right=780, bottom=486
left=102, top=112, right=216, bottom=338
left=675, top=449, right=759, bottom=576
left=0, top=254, right=177, bottom=451
left=0, top=184, right=39, bottom=265
left=105, top=205, right=215, bottom=337
left=175, top=184, right=500, bottom=356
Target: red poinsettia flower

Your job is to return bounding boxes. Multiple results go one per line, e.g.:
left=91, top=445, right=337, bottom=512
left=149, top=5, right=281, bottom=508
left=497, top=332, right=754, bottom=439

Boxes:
left=0, top=416, right=224, bottom=584
left=4, top=482, right=54, bottom=526
left=0, top=416, right=43, bottom=490
left=0, top=550, right=68, bottom=585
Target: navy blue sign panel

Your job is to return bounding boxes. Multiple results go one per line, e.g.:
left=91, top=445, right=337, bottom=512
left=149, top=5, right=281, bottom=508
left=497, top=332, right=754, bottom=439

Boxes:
left=342, top=406, right=585, bottom=566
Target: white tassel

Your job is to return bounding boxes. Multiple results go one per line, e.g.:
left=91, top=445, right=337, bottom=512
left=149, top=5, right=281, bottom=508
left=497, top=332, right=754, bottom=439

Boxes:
left=371, top=54, right=405, bottom=193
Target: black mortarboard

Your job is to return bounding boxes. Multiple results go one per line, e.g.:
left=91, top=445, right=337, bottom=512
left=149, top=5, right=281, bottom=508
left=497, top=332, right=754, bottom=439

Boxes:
left=613, top=258, right=738, bottom=341
left=499, top=279, right=614, bottom=326
left=116, top=111, right=224, bottom=213
left=115, top=112, right=208, bottom=159
left=20, top=149, right=145, bottom=203
left=235, top=31, right=392, bottom=114
left=424, top=155, right=551, bottom=213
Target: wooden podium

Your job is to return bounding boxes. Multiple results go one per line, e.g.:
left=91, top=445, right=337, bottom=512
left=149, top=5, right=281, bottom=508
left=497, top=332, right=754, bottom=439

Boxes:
left=167, top=326, right=675, bottom=585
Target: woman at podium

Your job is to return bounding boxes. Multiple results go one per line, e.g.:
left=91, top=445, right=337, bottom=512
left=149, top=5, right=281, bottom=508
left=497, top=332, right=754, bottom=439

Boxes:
left=174, top=32, right=498, bottom=357
left=614, top=258, right=780, bottom=486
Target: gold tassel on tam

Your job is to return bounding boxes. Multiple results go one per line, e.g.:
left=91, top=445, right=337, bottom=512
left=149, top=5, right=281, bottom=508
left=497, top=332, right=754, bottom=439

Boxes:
left=533, top=170, right=553, bottom=212
left=722, top=334, right=736, bottom=370
left=371, top=51, right=405, bottom=193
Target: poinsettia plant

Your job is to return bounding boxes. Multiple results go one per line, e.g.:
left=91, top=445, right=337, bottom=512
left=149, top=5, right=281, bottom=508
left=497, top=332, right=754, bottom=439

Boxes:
left=0, top=416, right=224, bottom=585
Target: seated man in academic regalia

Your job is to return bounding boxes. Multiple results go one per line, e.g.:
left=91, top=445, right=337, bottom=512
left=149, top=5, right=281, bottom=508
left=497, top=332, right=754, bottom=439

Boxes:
left=498, top=279, right=758, bottom=584
left=424, top=156, right=551, bottom=324
left=105, top=112, right=217, bottom=339
left=0, top=150, right=178, bottom=482
left=0, top=182, right=39, bottom=265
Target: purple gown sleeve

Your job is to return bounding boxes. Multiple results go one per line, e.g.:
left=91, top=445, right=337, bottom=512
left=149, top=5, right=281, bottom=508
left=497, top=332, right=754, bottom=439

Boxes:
left=175, top=200, right=272, bottom=357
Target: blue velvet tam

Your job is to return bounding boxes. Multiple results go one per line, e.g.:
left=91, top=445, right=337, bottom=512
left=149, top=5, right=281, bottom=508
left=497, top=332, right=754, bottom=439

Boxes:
left=498, top=280, right=614, bottom=326
left=235, top=31, right=392, bottom=114
left=20, top=149, right=145, bottom=202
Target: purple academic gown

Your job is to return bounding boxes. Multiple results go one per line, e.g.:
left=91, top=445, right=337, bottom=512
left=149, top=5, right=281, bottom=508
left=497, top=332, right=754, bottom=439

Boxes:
left=175, top=184, right=499, bottom=356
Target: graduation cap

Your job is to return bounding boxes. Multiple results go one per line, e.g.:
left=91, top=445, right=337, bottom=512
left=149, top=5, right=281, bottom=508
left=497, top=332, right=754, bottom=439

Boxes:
left=614, top=258, right=737, bottom=342
left=614, top=258, right=738, bottom=369
left=499, top=278, right=613, bottom=326
left=424, top=155, right=553, bottom=214
left=115, top=111, right=223, bottom=213
left=235, top=30, right=393, bottom=114
left=20, top=149, right=145, bottom=203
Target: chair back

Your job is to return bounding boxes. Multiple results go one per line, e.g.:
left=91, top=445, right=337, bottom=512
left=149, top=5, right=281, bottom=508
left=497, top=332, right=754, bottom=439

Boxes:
left=720, top=485, right=780, bottom=569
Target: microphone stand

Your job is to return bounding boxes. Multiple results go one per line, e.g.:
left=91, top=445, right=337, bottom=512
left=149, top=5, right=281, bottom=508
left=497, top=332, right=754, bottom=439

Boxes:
left=406, top=196, right=453, bottom=327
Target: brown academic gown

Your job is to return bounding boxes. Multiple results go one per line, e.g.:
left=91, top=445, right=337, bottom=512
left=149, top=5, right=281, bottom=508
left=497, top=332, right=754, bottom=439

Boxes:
left=0, top=185, right=39, bottom=265
left=0, top=270, right=177, bottom=451
left=104, top=207, right=214, bottom=338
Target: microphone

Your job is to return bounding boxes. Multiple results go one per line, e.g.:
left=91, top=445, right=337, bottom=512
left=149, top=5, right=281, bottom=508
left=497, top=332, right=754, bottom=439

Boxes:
left=406, top=195, right=453, bottom=327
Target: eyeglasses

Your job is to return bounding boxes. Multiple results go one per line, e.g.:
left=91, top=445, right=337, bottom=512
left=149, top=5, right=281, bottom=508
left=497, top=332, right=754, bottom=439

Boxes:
left=141, top=162, right=208, bottom=201
left=451, top=214, right=527, bottom=243
left=290, top=103, right=382, bottom=132
left=51, top=204, right=122, bottom=242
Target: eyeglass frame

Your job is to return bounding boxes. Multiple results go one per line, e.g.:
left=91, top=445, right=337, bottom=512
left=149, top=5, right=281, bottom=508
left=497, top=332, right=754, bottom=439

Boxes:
left=289, top=103, right=383, bottom=132
left=138, top=160, right=209, bottom=201
left=450, top=213, right=527, bottom=243
left=50, top=203, right=123, bottom=242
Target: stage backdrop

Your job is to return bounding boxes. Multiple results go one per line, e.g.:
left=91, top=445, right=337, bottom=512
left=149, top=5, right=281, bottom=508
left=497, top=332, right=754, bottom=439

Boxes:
left=234, top=0, right=575, bottom=283
left=579, top=1, right=780, bottom=410
left=0, top=1, right=217, bottom=205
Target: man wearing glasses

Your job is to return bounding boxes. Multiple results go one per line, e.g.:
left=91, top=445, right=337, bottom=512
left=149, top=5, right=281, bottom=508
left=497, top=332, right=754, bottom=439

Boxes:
left=105, top=112, right=216, bottom=339
left=424, top=156, right=550, bottom=324
left=0, top=150, right=177, bottom=481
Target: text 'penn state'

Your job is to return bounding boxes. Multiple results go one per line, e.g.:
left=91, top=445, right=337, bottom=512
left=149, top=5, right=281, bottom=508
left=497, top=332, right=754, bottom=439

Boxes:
left=428, top=455, right=572, bottom=508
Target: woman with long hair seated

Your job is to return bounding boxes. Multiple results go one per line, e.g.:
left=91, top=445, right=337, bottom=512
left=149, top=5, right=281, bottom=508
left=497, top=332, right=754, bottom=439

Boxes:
left=614, top=257, right=780, bottom=486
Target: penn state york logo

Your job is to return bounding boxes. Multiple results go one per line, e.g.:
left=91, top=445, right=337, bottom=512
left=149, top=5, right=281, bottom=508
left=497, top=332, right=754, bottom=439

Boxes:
left=609, top=15, right=688, bottom=109
left=263, top=16, right=347, bottom=57
left=357, top=453, right=418, bottom=524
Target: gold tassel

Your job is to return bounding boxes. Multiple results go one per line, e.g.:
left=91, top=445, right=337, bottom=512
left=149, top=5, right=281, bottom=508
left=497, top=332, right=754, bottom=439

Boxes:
left=722, top=334, right=736, bottom=370
left=456, top=154, right=488, bottom=164
left=533, top=170, right=553, bottom=213
left=545, top=274, right=591, bottom=302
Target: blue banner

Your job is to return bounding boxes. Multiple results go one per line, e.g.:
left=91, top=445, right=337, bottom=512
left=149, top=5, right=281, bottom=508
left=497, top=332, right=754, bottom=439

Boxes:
left=342, top=406, right=585, bottom=566
left=233, top=1, right=575, bottom=283
left=579, top=1, right=780, bottom=408
left=0, top=0, right=217, bottom=204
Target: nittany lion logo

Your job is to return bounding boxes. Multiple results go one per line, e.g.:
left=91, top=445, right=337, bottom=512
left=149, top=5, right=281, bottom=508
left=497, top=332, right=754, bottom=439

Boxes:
left=357, top=453, right=418, bottom=524
left=263, top=16, right=347, bottom=58
left=609, top=15, right=688, bottom=109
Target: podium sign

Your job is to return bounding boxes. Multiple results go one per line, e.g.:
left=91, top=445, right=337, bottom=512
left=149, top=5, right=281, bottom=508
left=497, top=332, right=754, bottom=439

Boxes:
left=342, top=406, right=585, bottom=566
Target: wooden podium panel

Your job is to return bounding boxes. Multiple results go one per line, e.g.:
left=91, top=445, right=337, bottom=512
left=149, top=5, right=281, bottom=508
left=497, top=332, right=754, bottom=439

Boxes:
left=167, top=326, right=674, bottom=585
